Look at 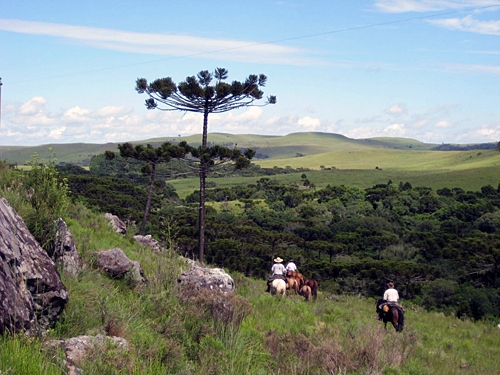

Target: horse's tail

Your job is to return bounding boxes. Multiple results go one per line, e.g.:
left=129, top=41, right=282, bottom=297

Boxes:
left=398, top=307, right=405, bottom=328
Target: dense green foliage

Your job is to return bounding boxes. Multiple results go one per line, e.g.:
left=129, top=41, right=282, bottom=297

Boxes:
left=166, top=179, right=500, bottom=321
left=2, top=160, right=500, bottom=374
left=0, top=153, right=69, bottom=249
left=59, top=149, right=500, bottom=321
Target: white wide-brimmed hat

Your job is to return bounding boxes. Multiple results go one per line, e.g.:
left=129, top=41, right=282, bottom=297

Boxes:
left=274, top=257, right=283, bottom=263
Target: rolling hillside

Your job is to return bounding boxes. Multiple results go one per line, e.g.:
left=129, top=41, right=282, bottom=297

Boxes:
left=0, top=132, right=491, bottom=166
left=1, top=132, right=499, bottom=193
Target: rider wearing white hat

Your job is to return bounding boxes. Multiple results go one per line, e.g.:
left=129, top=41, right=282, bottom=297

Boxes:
left=266, top=257, right=286, bottom=292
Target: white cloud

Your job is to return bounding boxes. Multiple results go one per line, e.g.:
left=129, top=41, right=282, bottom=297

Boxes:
left=48, top=127, right=66, bottom=139
left=442, top=62, right=500, bottom=74
left=297, top=116, right=321, bottom=131
left=0, top=19, right=317, bottom=66
left=225, top=107, right=263, bottom=123
left=95, top=106, right=132, bottom=117
left=18, top=96, right=46, bottom=116
left=0, top=96, right=496, bottom=146
left=384, top=123, right=407, bottom=136
left=375, top=0, right=500, bottom=13
left=435, top=120, right=452, bottom=128
left=385, top=104, right=407, bottom=115
left=63, top=106, right=92, bottom=122
left=429, top=15, right=500, bottom=35
left=345, top=126, right=383, bottom=139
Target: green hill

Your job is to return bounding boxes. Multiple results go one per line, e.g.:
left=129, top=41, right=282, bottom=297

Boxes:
left=2, top=132, right=498, bottom=193
left=0, top=132, right=478, bottom=166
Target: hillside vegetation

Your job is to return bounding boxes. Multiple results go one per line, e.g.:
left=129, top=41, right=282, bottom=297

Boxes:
left=2, top=137, right=500, bottom=374
left=1, top=201, right=500, bottom=374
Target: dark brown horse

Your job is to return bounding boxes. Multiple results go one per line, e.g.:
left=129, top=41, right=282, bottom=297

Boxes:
left=304, top=279, right=318, bottom=301
left=376, top=298, right=404, bottom=332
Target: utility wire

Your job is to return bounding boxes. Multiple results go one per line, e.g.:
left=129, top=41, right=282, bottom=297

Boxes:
left=8, top=4, right=500, bottom=84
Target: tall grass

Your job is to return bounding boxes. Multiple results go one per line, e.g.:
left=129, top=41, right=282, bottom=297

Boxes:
left=0, top=334, right=65, bottom=375
left=2, top=201, right=500, bottom=374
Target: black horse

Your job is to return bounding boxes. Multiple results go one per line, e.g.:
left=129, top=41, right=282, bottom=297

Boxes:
left=376, top=298, right=404, bottom=332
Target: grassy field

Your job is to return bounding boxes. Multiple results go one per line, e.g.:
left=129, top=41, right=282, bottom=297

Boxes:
left=2, top=204, right=500, bottom=374
left=3, top=132, right=498, bottom=197
left=170, top=164, right=500, bottom=199
left=0, top=131, right=480, bottom=166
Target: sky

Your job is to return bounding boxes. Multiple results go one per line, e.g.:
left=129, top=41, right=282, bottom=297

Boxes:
left=1, top=0, right=500, bottom=146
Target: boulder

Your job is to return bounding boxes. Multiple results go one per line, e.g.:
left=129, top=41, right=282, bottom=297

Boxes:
left=52, top=218, right=83, bottom=276
left=177, top=265, right=235, bottom=293
left=0, top=197, right=69, bottom=335
left=45, top=334, right=129, bottom=375
left=95, top=248, right=145, bottom=285
left=104, top=213, right=126, bottom=236
left=134, top=234, right=165, bottom=252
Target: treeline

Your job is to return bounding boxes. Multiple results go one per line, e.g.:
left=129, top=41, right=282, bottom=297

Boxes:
left=58, top=159, right=500, bottom=322
left=433, top=142, right=498, bottom=151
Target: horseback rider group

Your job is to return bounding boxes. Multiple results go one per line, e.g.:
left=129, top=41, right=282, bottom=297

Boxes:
left=265, top=257, right=298, bottom=293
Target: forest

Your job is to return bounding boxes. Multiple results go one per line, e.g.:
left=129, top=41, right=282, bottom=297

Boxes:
left=58, top=153, right=500, bottom=322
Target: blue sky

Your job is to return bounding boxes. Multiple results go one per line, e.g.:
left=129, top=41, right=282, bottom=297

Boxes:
left=1, top=0, right=499, bottom=146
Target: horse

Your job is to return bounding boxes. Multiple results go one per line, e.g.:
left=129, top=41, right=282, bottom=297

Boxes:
left=270, top=279, right=286, bottom=297
left=286, top=271, right=305, bottom=289
left=286, top=277, right=300, bottom=294
left=299, top=285, right=312, bottom=301
left=376, top=298, right=404, bottom=332
left=304, top=279, right=318, bottom=301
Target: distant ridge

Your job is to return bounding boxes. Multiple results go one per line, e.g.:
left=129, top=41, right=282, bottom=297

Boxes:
left=0, top=132, right=496, bottom=166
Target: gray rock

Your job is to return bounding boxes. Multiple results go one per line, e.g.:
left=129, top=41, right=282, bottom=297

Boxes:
left=52, top=218, right=83, bottom=276
left=46, top=334, right=128, bottom=375
left=104, top=213, right=126, bottom=236
left=95, top=248, right=145, bottom=285
left=0, top=197, right=69, bottom=335
left=177, top=265, right=235, bottom=293
left=134, top=234, right=165, bottom=252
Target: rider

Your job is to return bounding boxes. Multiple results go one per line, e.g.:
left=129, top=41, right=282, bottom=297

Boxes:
left=266, top=257, right=286, bottom=292
left=384, top=282, right=399, bottom=304
left=285, top=259, right=297, bottom=274
left=378, top=281, right=400, bottom=320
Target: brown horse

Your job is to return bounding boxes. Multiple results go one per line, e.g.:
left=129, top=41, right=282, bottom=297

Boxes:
left=304, top=279, right=318, bottom=301
left=376, top=299, right=404, bottom=332
left=286, top=277, right=300, bottom=294
left=286, top=271, right=304, bottom=289
left=299, top=285, right=312, bottom=301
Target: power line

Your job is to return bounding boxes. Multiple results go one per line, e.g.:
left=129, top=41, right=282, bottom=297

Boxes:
left=9, top=4, right=500, bottom=84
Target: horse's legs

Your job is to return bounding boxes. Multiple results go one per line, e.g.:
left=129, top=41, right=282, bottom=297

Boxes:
left=392, top=310, right=403, bottom=332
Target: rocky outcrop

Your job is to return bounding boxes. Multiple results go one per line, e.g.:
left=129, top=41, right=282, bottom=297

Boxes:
left=95, top=248, right=145, bottom=285
left=177, top=265, right=235, bottom=293
left=0, top=197, right=69, bottom=335
left=45, top=334, right=129, bottom=375
left=52, top=218, right=83, bottom=276
left=134, top=234, right=165, bottom=252
left=104, top=213, right=126, bottom=236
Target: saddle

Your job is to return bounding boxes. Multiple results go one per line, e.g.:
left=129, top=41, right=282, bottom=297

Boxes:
left=378, top=300, right=404, bottom=315
left=268, top=274, right=286, bottom=284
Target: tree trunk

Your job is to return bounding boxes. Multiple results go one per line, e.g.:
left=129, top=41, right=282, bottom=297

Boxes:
left=197, top=103, right=210, bottom=264
left=140, top=163, right=156, bottom=235
left=198, top=162, right=206, bottom=264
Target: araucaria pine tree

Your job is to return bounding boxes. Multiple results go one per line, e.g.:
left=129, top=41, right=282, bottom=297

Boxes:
left=136, top=68, right=276, bottom=263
